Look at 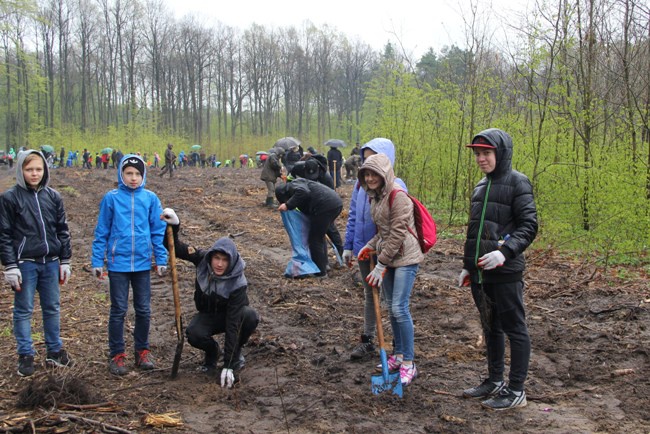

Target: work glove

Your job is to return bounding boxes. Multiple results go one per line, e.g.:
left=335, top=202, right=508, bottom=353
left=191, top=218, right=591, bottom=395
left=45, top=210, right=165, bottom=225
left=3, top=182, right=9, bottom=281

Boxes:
left=156, top=266, right=167, bottom=277
left=458, top=269, right=470, bottom=287
left=220, top=368, right=235, bottom=389
left=342, top=250, right=353, bottom=268
left=4, top=268, right=22, bottom=291
left=478, top=250, right=506, bottom=270
left=60, top=264, right=71, bottom=285
left=366, top=262, right=387, bottom=287
left=161, top=208, right=179, bottom=225
left=93, top=267, right=104, bottom=280
left=357, top=245, right=374, bottom=261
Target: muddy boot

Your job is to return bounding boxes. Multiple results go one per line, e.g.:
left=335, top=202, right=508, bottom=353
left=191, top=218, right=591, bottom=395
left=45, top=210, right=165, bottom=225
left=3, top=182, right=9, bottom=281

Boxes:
left=199, top=343, right=220, bottom=374
left=350, top=334, right=376, bottom=360
left=265, top=197, right=275, bottom=207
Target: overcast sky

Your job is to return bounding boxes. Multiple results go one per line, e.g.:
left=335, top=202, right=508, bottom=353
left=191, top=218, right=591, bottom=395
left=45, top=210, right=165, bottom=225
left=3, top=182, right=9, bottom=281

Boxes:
left=164, top=0, right=532, bottom=59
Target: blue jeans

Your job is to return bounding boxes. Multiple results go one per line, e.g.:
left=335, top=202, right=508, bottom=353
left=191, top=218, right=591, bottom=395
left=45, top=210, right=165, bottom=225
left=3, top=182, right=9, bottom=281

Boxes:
left=108, top=270, right=151, bottom=357
left=13, top=260, right=62, bottom=356
left=382, top=264, right=419, bottom=361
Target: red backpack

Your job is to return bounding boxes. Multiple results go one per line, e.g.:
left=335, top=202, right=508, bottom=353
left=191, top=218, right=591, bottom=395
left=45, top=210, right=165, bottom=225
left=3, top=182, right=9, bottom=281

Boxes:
left=388, top=189, right=437, bottom=254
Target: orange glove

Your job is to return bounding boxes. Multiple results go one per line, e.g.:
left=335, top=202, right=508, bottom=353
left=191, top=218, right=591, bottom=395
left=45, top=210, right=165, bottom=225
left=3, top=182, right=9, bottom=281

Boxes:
left=357, top=245, right=374, bottom=261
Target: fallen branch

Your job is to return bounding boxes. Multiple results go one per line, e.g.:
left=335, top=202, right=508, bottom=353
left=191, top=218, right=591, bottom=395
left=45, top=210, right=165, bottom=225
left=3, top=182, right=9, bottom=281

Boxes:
left=59, top=413, right=134, bottom=434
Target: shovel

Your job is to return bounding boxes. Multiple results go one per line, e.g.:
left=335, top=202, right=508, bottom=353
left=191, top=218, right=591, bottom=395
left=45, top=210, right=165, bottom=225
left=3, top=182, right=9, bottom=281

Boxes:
left=369, top=257, right=403, bottom=398
left=166, top=225, right=184, bottom=379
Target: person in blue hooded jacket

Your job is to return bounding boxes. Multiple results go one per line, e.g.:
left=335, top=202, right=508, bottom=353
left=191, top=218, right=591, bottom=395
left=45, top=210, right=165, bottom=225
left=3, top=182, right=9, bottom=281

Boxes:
left=343, top=138, right=407, bottom=361
left=91, top=154, right=168, bottom=376
left=161, top=208, right=259, bottom=389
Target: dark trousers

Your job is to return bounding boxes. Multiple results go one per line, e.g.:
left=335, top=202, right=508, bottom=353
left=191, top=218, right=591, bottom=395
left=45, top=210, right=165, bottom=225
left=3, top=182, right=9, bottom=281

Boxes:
left=308, top=206, right=342, bottom=274
left=471, top=280, right=530, bottom=391
left=185, top=307, right=259, bottom=363
left=326, top=222, right=343, bottom=254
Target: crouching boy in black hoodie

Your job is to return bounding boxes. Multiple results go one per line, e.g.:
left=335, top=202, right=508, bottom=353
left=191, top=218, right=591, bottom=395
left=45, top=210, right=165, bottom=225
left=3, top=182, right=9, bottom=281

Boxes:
left=161, top=208, right=259, bottom=388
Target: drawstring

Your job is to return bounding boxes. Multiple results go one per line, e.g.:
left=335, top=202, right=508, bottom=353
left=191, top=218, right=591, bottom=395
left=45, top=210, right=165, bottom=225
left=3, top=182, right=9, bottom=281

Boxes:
left=474, top=178, right=492, bottom=285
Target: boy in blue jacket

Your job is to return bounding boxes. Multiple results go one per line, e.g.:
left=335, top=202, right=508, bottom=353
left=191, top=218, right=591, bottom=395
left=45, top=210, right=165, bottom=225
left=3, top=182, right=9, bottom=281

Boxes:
left=92, top=154, right=168, bottom=376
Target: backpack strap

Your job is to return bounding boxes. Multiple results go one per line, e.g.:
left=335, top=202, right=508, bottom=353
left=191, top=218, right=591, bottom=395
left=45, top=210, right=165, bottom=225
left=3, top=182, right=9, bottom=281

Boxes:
left=388, top=189, right=418, bottom=241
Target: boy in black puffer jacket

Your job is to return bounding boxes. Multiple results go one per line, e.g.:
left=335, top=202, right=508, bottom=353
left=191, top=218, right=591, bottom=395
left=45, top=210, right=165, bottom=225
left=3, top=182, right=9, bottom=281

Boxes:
left=459, top=128, right=538, bottom=411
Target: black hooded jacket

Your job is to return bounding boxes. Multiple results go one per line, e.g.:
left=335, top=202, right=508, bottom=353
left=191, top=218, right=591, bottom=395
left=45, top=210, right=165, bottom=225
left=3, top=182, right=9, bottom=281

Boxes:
left=275, top=178, right=342, bottom=215
left=165, top=226, right=250, bottom=368
left=0, top=150, right=72, bottom=269
left=463, top=128, right=538, bottom=283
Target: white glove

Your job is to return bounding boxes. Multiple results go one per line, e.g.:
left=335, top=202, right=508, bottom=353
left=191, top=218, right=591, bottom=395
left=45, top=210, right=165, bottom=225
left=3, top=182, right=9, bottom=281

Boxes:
left=220, top=368, right=235, bottom=388
left=157, top=266, right=167, bottom=277
left=366, top=262, right=387, bottom=287
left=60, top=264, right=71, bottom=285
left=342, top=249, right=353, bottom=268
left=161, top=208, right=179, bottom=225
left=458, top=269, right=470, bottom=287
left=4, top=268, right=22, bottom=291
left=478, top=251, right=506, bottom=270
left=93, top=267, right=104, bottom=280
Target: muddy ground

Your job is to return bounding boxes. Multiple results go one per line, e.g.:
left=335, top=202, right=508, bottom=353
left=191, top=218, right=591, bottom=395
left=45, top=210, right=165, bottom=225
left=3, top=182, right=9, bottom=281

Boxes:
left=0, top=163, right=648, bottom=433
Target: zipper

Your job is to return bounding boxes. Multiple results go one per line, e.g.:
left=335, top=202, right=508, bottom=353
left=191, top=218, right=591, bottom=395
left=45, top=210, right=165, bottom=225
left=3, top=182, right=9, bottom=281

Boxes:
left=33, top=190, right=49, bottom=262
left=131, top=191, right=135, bottom=271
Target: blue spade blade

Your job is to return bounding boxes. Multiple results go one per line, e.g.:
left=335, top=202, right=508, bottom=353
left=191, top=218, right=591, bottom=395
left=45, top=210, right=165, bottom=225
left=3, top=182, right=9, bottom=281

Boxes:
left=370, top=348, right=403, bottom=398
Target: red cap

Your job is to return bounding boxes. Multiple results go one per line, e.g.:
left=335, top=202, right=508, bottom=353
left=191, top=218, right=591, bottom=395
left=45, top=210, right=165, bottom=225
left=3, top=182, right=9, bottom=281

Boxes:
left=466, top=136, right=495, bottom=148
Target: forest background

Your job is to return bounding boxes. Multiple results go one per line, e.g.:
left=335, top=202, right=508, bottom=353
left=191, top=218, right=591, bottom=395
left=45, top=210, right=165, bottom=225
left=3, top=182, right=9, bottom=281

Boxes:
left=1, top=0, right=649, bottom=270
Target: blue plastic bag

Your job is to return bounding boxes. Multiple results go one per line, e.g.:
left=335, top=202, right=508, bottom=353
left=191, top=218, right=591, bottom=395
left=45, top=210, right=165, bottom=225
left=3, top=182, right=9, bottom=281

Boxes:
left=281, top=210, right=320, bottom=278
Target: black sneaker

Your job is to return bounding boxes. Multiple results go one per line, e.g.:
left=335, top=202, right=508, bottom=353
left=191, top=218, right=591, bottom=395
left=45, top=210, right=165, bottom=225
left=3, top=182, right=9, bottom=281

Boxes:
left=350, top=335, right=376, bottom=360
left=232, top=354, right=246, bottom=371
left=462, top=379, right=506, bottom=399
left=481, top=387, right=527, bottom=410
left=17, top=354, right=35, bottom=377
left=46, top=349, right=73, bottom=368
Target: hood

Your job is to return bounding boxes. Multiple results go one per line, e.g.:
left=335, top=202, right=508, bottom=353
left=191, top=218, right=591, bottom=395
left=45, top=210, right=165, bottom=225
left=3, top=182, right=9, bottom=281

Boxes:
left=360, top=138, right=397, bottom=165
left=357, top=153, right=397, bottom=197
left=117, top=154, right=147, bottom=191
left=196, top=237, right=247, bottom=299
left=471, top=128, right=513, bottom=178
left=275, top=181, right=295, bottom=204
left=16, top=150, right=49, bottom=191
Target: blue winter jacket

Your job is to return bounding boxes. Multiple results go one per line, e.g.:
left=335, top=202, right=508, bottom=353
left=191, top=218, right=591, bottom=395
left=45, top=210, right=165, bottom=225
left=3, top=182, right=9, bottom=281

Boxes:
left=343, top=138, right=407, bottom=255
left=91, top=154, right=168, bottom=272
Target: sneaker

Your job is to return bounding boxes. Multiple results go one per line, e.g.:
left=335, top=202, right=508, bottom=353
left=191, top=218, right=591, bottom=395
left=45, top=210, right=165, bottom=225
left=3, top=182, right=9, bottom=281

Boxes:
left=17, top=354, right=35, bottom=377
left=46, top=349, right=73, bottom=368
left=109, top=353, right=128, bottom=376
left=135, top=349, right=155, bottom=370
left=375, top=354, right=402, bottom=373
left=226, top=353, right=246, bottom=371
left=462, top=379, right=506, bottom=399
left=400, top=363, right=418, bottom=386
left=199, top=348, right=219, bottom=373
left=350, top=335, right=376, bottom=360
left=481, top=387, right=527, bottom=410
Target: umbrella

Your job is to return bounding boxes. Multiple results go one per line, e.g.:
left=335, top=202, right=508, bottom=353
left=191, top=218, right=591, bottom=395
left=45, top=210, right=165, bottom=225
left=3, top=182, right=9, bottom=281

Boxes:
left=101, top=147, right=113, bottom=154
left=256, top=151, right=269, bottom=156
left=274, top=137, right=300, bottom=150
left=325, top=139, right=347, bottom=148
left=40, top=145, right=54, bottom=153
left=191, top=144, right=202, bottom=151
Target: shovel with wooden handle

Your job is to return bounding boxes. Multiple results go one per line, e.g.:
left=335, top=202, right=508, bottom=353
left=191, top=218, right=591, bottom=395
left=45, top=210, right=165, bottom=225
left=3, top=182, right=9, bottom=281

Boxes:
left=166, top=225, right=184, bottom=379
left=369, top=256, right=403, bottom=398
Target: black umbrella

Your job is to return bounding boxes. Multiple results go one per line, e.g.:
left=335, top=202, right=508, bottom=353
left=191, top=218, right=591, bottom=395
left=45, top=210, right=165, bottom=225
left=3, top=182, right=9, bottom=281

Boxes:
left=325, top=139, right=347, bottom=148
left=274, top=137, right=301, bottom=150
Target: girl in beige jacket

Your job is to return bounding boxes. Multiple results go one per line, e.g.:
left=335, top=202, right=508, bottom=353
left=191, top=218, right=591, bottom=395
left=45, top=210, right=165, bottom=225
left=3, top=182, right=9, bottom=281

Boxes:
left=357, top=153, right=424, bottom=386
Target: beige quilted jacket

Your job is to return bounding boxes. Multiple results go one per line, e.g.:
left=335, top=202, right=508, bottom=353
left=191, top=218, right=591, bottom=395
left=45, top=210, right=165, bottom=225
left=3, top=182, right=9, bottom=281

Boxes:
left=358, top=154, right=424, bottom=267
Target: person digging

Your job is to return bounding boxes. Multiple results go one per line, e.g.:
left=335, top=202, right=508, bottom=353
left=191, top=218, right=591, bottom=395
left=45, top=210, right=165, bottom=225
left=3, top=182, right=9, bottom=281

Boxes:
left=161, top=208, right=259, bottom=388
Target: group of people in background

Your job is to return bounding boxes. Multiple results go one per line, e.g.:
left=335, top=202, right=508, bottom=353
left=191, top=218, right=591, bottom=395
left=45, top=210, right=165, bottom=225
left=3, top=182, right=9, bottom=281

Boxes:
left=1, top=127, right=537, bottom=411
